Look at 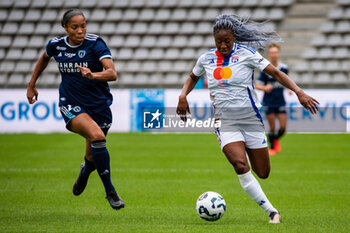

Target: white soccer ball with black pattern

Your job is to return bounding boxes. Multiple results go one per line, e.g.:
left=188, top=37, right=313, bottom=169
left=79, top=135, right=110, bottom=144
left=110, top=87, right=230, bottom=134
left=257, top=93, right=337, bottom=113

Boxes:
left=196, top=191, right=226, bottom=221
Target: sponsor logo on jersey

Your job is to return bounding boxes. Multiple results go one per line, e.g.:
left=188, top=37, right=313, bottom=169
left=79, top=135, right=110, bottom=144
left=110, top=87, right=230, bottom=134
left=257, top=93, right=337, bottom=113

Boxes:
left=73, top=106, right=81, bottom=112
left=58, top=52, right=62, bottom=57
left=213, top=67, right=232, bottom=80
left=209, top=59, right=215, bottom=64
left=58, top=62, right=88, bottom=73
left=64, top=52, right=76, bottom=58
left=78, top=50, right=86, bottom=58
left=258, top=58, right=264, bottom=63
left=56, top=46, right=66, bottom=51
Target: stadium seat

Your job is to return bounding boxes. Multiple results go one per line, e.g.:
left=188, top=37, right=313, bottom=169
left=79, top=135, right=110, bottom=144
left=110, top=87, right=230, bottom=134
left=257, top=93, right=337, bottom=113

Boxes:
left=0, top=49, right=5, bottom=60
left=336, top=20, right=350, bottom=33
left=12, top=36, right=28, bottom=48
left=34, top=23, right=51, bottom=35
left=318, top=48, right=333, bottom=59
left=163, top=0, right=178, bottom=7
left=5, top=49, right=22, bottom=61
left=243, top=0, right=259, bottom=7
left=134, top=48, right=149, bottom=60
left=327, top=34, right=342, bottom=47
left=314, top=73, right=331, bottom=85
left=117, top=73, right=135, bottom=86
left=148, top=73, right=162, bottom=85
left=196, top=22, right=211, bottom=34
left=130, top=0, right=145, bottom=8
left=134, top=73, right=149, bottom=85
left=14, top=0, right=31, bottom=8
left=188, top=36, right=204, bottom=48
left=149, top=48, right=164, bottom=59
left=117, top=48, right=133, bottom=60
left=237, top=9, right=252, bottom=18
left=47, top=0, right=64, bottom=8
left=141, top=61, right=157, bottom=72
left=180, top=48, right=196, bottom=59
left=90, top=9, right=107, bottom=22
left=97, top=0, right=113, bottom=7
left=124, top=36, right=141, bottom=48
left=172, top=36, right=188, bottom=48
left=28, top=36, right=45, bottom=48
left=334, top=47, right=349, bottom=59
left=125, top=61, right=141, bottom=71
left=63, top=0, right=80, bottom=8
left=337, top=0, right=350, bottom=6
left=8, top=74, right=25, bottom=86
left=41, top=9, right=57, bottom=22
left=253, top=9, right=268, bottom=21
left=293, top=62, right=309, bottom=72
left=203, top=9, right=219, bottom=21
left=100, top=23, right=116, bottom=35
left=180, top=22, right=196, bottom=34
left=164, top=48, right=180, bottom=60
left=194, top=0, right=211, bottom=7
left=132, top=23, right=148, bottom=35
left=179, top=0, right=194, bottom=8
left=22, top=49, right=38, bottom=60
left=260, top=0, right=275, bottom=7
left=325, top=60, right=341, bottom=72
left=0, top=61, right=15, bottom=72
left=139, top=9, right=155, bottom=21
left=344, top=7, right=350, bottom=19
left=269, top=8, right=285, bottom=20
left=311, top=35, right=327, bottom=47
left=301, top=48, right=318, bottom=59
left=163, top=73, right=180, bottom=85
left=154, top=9, right=171, bottom=21
left=171, top=9, right=187, bottom=21
left=148, top=23, right=164, bottom=34
left=106, top=9, right=123, bottom=21
left=310, top=61, right=325, bottom=71
left=210, top=0, right=226, bottom=7
left=80, top=0, right=97, bottom=8
left=8, top=9, right=25, bottom=22
left=2, top=23, right=19, bottom=35
left=341, top=60, right=350, bottom=71
left=0, top=0, right=13, bottom=8
left=276, top=0, right=293, bottom=7
left=328, top=8, right=344, bottom=20
left=332, top=73, right=348, bottom=84
left=109, top=35, right=124, bottom=48
left=164, top=23, right=180, bottom=35
left=204, top=35, right=215, bottom=47
left=123, top=9, right=139, bottom=21
left=146, top=0, right=162, bottom=8
left=320, top=21, right=335, bottom=33
left=174, top=61, right=190, bottom=72
left=158, top=61, right=173, bottom=72
left=116, top=22, right=132, bottom=35
left=141, top=36, right=157, bottom=48
left=187, top=9, right=203, bottom=21
left=0, top=74, right=7, bottom=85
left=157, top=36, right=172, bottom=48
left=0, top=9, right=8, bottom=21
left=0, top=36, right=12, bottom=48
left=31, top=0, right=47, bottom=8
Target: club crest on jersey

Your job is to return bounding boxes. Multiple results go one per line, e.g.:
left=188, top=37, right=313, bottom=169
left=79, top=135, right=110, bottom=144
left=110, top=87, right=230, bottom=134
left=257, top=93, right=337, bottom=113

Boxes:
left=231, top=56, right=239, bottom=63
left=78, top=50, right=86, bottom=58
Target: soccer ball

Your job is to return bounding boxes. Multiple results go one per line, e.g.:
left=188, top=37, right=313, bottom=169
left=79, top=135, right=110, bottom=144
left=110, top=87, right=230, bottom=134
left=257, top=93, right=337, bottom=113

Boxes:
left=196, top=191, right=226, bottom=221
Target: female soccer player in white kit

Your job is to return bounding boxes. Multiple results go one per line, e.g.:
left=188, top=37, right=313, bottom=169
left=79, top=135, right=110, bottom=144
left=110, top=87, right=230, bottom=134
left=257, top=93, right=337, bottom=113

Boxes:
left=177, top=15, right=319, bottom=223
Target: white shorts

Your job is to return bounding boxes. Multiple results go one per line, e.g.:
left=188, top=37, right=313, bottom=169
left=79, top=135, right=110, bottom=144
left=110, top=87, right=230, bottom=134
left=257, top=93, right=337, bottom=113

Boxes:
left=215, top=124, right=268, bottom=150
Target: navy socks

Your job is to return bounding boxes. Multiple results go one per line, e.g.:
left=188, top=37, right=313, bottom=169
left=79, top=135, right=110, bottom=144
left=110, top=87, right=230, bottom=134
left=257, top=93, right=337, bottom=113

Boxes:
left=91, top=140, right=115, bottom=194
left=81, top=156, right=95, bottom=178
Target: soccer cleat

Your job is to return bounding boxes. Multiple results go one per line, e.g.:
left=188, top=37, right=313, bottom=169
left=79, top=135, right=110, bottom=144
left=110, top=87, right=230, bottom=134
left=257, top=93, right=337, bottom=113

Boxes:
left=269, top=212, right=281, bottom=223
left=274, top=139, right=282, bottom=153
left=106, top=190, right=125, bottom=210
left=73, top=162, right=89, bottom=196
left=268, top=148, right=277, bottom=156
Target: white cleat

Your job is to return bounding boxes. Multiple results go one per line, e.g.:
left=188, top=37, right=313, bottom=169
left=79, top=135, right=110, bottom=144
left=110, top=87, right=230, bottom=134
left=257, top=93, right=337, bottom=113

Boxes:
left=269, top=212, right=281, bottom=223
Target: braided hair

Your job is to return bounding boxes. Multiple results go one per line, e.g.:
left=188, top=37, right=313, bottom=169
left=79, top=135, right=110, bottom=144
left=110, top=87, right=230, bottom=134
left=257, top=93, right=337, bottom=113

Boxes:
left=213, top=14, right=282, bottom=49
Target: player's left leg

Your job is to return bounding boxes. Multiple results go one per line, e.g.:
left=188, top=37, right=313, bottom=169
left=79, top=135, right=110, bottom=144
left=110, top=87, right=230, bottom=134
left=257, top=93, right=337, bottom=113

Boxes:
left=246, top=147, right=281, bottom=223
left=274, top=113, right=287, bottom=153
left=266, top=113, right=277, bottom=156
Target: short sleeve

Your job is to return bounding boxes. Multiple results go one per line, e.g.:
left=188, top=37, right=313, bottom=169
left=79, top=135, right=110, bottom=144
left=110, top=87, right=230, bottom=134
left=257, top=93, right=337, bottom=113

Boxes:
left=93, top=37, right=113, bottom=61
left=192, top=54, right=205, bottom=77
left=45, top=39, right=56, bottom=57
left=247, top=51, right=270, bottom=71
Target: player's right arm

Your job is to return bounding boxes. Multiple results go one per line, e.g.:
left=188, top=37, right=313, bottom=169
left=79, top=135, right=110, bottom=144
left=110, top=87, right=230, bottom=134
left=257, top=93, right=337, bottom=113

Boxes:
left=27, top=52, right=51, bottom=104
left=177, top=54, right=205, bottom=121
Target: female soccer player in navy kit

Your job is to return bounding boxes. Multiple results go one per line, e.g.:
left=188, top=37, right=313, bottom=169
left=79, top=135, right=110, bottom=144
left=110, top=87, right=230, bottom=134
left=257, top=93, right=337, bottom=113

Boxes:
left=177, top=15, right=319, bottom=223
left=256, top=43, right=291, bottom=155
left=26, top=9, right=124, bottom=211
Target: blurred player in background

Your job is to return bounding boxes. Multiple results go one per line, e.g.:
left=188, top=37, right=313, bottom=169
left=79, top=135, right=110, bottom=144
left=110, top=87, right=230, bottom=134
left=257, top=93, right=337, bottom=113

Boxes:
left=177, top=15, right=319, bottom=223
left=26, top=9, right=124, bottom=211
left=255, top=43, right=292, bottom=156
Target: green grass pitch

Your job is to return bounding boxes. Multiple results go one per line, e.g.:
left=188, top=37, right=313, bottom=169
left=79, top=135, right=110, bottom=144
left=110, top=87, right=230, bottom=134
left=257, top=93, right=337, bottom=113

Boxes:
left=0, top=133, right=349, bottom=233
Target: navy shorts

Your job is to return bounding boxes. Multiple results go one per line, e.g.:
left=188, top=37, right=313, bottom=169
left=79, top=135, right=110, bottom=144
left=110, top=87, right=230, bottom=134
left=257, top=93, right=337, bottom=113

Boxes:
left=264, top=105, right=287, bottom=115
left=59, top=104, right=112, bottom=136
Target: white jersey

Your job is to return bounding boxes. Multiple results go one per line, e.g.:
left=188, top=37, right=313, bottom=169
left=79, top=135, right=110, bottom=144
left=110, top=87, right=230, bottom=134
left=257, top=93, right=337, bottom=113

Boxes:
left=192, top=43, right=270, bottom=124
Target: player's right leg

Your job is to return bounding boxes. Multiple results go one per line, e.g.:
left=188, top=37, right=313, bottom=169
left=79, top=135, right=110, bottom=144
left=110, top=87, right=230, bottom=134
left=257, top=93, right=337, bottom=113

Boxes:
left=69, top=113, right=125, bottom=210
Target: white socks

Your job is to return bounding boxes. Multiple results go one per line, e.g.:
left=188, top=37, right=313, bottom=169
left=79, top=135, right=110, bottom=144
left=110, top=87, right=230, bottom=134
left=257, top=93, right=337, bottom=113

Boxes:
left=238, top=170, right=278, bottom=215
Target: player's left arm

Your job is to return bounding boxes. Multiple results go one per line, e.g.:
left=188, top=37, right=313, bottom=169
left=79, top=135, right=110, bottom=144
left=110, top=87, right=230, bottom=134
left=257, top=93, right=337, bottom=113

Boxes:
left=77, top=58, right=117, bottom=81
left=263, top=64, right=319, bottom=114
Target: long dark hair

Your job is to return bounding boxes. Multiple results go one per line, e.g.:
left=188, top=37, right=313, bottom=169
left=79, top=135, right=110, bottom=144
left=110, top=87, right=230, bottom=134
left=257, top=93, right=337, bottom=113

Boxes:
left=61, top=9, right=85, bottom=27
left=213, top=14, right=282, bottom=49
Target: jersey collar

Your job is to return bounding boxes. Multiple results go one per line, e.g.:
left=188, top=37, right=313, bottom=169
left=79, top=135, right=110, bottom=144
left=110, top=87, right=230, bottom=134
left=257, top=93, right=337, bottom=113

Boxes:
left=64, top=36, right=84, bottom=48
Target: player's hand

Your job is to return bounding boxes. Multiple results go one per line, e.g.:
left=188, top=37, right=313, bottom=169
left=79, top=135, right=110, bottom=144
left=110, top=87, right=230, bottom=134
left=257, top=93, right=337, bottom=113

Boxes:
left=176, top=95, right=191, bottom=122
left=264, top=84, right=273, bottom=93
left=77, top=65, right=94, bottom=79
left=26, top=85, right=38, bottom=104
left=297, top=91, right=320, bottom=114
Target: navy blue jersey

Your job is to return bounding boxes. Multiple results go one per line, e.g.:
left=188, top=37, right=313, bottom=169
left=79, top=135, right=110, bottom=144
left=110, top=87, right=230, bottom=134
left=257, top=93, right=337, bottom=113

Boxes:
left=46, top=34, right=113, bottom=113
left=257, top=62, right=288, bottom=107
